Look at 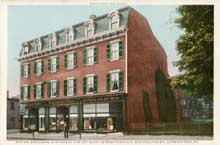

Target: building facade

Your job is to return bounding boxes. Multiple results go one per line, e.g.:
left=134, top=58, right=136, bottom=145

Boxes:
left=7, top=96, right=20, bottom=129
left=18, top=6, right=178, bottom=133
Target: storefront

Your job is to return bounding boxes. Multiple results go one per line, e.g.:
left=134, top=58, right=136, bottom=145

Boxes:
left=19, top=93, right=126, bottom=133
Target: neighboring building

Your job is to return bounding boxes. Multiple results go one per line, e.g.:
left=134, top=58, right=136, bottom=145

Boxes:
left=18, top=6, right=179, bottom=133
left=7, top=96, right=20, bottom=129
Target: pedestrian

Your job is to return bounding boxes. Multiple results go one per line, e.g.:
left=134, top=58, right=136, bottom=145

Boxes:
left=64, top=121, right=69, bottom=139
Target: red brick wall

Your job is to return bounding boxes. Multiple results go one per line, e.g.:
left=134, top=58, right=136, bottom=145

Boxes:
left=126, top=9, right=168, bottom=131
left=20, top=36, right=126, bottom=100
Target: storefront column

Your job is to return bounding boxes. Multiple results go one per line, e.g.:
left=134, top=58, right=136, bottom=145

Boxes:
left=78, top=101, right=83, bottom=136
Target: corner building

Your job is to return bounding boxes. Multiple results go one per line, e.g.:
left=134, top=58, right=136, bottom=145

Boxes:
left=18, top=6, right=176, bottom=133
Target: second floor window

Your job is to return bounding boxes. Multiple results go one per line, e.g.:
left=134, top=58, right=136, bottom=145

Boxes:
left=21, top=63, right=30, bottom=78
left=34, top=83, right=44, bottom=99
left=34, top=60, right=44, bottom=75
left=83, top=75, right=98, bottom=94
left=83, top=47, right=97, bottom=66
left=21, top=85, right=30, bottom=100
left=64, top=52, right=77, bottom=69
left=48, top=81, right=59, bottom=97
left=48, top=56, right=59, bottom=73
left=107, top=40, right=123, bottom=61
left=64, top=78, right=77, bottom=96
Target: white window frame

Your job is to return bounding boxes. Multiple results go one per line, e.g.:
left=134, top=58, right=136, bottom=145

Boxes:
left=35, top=38, right=42, bottom=51
left=67, top=77, right=75, bottom=96
left=22, top=84, right=29, bottom=100
left=86, top=74, right=95, bottom=95
left=36, top=60, right=42, bottom=76
left=109, top=69, right=120, bottom=92
left=23, top=115, right=29, bottom=131
left=50, top=33, right=57, bottom=48
left=66, top=27, right=74, bottom=43
left=50, top=80, right=58, bottom=98
left=86, top=47, right=94, bottom=66
left=84, top=19, right=95, bottom=37
left=108, top=11, right=120, bottom=30
left=23, top=63, right=29, bottom=78
left=50, top=56, right=57, bottom=73
left=22, top=42, right=29, bottom=55
left=39, top=108, right=45, bottom=131
left=110, top=39, right=121, bottom=61
left=35, top=82, right=43, bottom=99
left=66, top=52, right=75, bottom=69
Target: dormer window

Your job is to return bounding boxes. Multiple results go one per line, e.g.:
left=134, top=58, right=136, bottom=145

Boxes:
left=35, top=38, right=42, bottom=51
left=65, top=27, right=74, bottom=43
left=22, top=42, right=29, bottom=55
left=84, top=18, right=95, bottom=37
left=108, top=11, right=120, bottom=29
left=50, top=33, right=57, bottom=47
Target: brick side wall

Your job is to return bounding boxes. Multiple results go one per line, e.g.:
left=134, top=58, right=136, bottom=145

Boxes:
left=7, top=99, right=20, bottom=129
left=126, top=9, right=168, bottom=131
left=20, top=36, right=126, bottom=100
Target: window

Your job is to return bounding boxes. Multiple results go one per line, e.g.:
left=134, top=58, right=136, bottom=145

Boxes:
left=84, top=18, right=95, bottom=37
left=50, top=33, right=57, bottom=47
left=48, top=56, right=59, bottom=73
left=21, top=85, right=30, bottom=100
left=23, top=108, right=29, bottom=131
left=64, top=52, right=77, bottom=69
left=10, top=102, right=15, bottom=110
left=83, top=47, right=97, bottom=66
left=49, top=107, right=56, bottom=131
left=83, top=75, right=98, bottom=94
left=107, top=40, right=123, bottom=61
left=69, top=106, right=78, bottom=131
left=106, top=70, right=123, bottom=92
left=110, top=14, right=119, bottom=29
left=22, top=42, right=29, bottom=55
left=66, top=27, right=74, bottom=42
left=108, top=11, right=120, bottom=30
left=34, top=83, right=44, bottom=99
left=48, top=80, right=59, bottom=97
left=21, top=63, right=30, bottom=78
left=83, top=104, right=96, bottom=131
left=35, top=38, right=42, bottom=51
left=64, top=78, right=77, bottom=96
left=39, top=108, right=45, bottom=131
left=34, top=60, right=44, bottom=75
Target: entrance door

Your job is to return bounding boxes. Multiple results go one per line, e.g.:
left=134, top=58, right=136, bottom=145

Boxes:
left=29, top=108, right=38, bottom=131
left=57, top=106, right=69, bottom=132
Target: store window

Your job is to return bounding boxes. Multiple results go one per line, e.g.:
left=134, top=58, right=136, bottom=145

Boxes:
left=69, top=106, right=78, bottom=131
left=29, top=110, right=37, bottom=131
left=49, top=107, right=56, bottom=131
left=83, top=104, right=96, bottom=131
left=23, top=108, right=29, bottom=131
left=39, top=107, right=45, bottom=131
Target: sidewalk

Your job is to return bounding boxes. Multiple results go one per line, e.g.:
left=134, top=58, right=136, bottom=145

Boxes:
left=7, top=132, right=213, bottom=140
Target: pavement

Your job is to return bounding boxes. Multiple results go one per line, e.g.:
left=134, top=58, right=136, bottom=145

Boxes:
left=7, top=130, right=213, bottom=141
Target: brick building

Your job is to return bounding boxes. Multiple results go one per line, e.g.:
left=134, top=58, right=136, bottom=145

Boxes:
left=7, top=91, right=20, bottom=129
left=18, top=6, right=178, bottom=133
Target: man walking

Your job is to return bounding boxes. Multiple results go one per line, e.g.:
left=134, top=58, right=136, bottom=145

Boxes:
left=64, top=120, right=69, bottom=139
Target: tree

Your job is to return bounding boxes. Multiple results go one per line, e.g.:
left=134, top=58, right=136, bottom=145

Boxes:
left=173, top=5, right=213, bottom=99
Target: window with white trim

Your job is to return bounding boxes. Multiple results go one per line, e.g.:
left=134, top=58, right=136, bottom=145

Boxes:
left=23, top=64, right=29, bottom=78
left=39, top=107, right=45, bottom=131
left=50, top=33, right=57, bottom=47
left=34, top=60, right=43, bottom=75
left=111, top=42, right=119, bottom=61
left=67, top=79, right=74, bottom=96
left=35, top=38, right=42, bottom=51
left=110, top=72, right=119, bottom=91
left=66, top=28, right=74, bottom=42
left=49, top=80, right=58, bottom=97
left=35, top=83, right=43, bottom=99
left=22, top=85, right=29, bottom=100
left=87, top=47, right=94, bottom=65
left=51, top=57, right=56, bottom=72
left=87, top=76, right=94, bottom=94
left=48, top=56, right=59, bottom=73
left=110, top=14, right=119, bottom=29
left=23, top=43, right=29, bottom=55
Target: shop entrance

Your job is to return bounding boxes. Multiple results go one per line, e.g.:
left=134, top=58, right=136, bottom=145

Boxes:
left=29, top=108, right=38, bottom=131
left=57, top=106, right=69, bottom=132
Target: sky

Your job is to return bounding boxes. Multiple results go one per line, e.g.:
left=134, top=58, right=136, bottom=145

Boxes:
left=8, top=5, right=184, bottom=96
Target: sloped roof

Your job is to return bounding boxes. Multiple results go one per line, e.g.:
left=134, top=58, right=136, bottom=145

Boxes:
left=20, top=6, right=131, bottom=56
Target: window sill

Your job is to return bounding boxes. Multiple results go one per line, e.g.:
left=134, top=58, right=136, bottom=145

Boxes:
left=110, top=90, right=119, bottom=93
left=35, top=73, right=43, bottom=76
left=86, top=92, right=94, bottom=95
left=110, top=58, right=120, bottom=62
